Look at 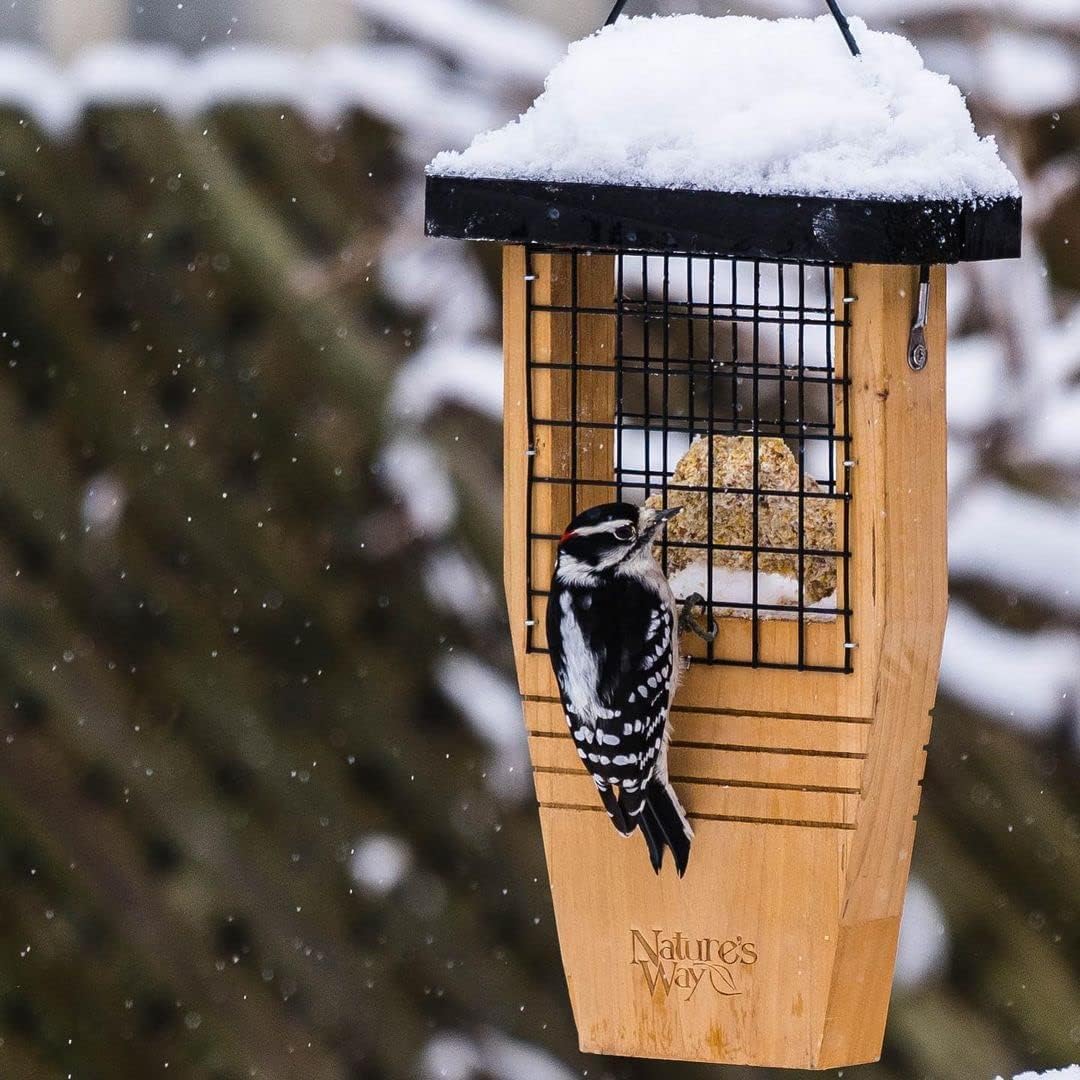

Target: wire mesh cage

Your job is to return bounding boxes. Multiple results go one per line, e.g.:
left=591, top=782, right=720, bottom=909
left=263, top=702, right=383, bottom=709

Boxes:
left=524, top=247, right=853, bottom=672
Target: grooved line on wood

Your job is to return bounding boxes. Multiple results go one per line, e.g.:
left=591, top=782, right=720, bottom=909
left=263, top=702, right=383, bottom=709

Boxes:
left=522, top=694, right=874, bottom=724
left=531, top=765, right=861, bottom=795
left=539, top=802, right=856, bottom=830
left=527, top=729, right=867, bottom=759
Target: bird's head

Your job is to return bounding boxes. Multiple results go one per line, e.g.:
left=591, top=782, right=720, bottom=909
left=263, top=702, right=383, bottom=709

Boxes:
left=555, top=501, right=681, bottom=581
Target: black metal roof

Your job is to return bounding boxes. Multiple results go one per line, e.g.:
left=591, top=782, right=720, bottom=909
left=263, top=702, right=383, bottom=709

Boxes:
left=425, top=174, right=1021, bottom=264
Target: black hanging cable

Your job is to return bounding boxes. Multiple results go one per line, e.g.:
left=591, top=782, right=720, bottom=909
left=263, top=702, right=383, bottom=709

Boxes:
left=823, top=0, right=861, bottom=56
left=605, top=0, right=630, bottom=25
left=603, top=0, right=861, bottom=57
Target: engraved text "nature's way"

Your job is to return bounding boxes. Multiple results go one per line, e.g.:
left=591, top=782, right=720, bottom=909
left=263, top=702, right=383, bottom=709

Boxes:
left=631, top=929, right=757, bottom=1000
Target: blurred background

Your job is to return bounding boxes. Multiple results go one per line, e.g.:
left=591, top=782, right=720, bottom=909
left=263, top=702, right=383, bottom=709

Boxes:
left=0, top=1, right=1076, bottom=1078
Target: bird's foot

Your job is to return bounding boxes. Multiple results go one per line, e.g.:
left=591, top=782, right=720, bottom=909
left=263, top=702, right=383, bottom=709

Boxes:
left=679, top=593, right=719, bottom=643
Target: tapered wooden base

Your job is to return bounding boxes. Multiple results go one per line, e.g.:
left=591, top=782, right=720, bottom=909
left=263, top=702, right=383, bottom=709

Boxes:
left=527, top=700, right=928, bottom=1069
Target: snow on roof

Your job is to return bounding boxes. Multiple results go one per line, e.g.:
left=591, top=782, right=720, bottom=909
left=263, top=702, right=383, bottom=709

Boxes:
left=428, top=14, right=1019, bottom=202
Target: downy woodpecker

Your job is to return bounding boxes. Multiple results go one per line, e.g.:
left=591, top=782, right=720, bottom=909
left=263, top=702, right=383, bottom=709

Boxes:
left=546, top=502, right=693, bottom=876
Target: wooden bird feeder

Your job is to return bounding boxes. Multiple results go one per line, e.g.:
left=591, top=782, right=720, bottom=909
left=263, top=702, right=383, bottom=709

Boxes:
left=426, top=3, right=1021, bottom=1069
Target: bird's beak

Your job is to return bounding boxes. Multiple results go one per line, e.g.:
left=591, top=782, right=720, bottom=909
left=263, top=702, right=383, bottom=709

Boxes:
left=644, top=504, right=682, bottom=536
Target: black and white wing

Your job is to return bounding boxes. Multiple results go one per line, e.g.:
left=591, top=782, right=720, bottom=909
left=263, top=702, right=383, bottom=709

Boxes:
left=546, top=574, right=691, bottom=875
left=546, top=577, right=675, bottom=797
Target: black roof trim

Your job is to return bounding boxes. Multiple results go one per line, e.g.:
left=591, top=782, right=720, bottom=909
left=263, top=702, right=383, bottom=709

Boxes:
left=425, top=174, right=1021, bottom=264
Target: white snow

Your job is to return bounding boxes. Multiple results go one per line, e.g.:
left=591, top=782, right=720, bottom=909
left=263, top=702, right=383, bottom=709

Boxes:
left=949, top=484, right=1080, bottom=617
left=771, top=0, right=1080, bottom=31
left=947, top=334, right=1008, bottom=433
left=429, top=14, right=1018, bottom=201
left=0, top=42, right=498, bottom=144
left=391, top=341, right=503, bottom=423
left=420, top=1031, right=577, bottom=1080
left=435, top=653, right=523, bottom=751
left=349, top=833, right=412, bottom=897
left=667, top=562, right=838, bottom=620
left=480, top=1032, right=579, bottom=1080
left=423, top=548, right=498, bottom=627
left=0, top=45, right=80, bottom=133
left=435, top=653, right=529, bottom=800
left=81, top=474, right=127, bottom=535
left=313, top=44, right=498, bottom=148
left=617, top=429, right=695, bottom=498
left=894, top=877, right=951, bottom=990
left=421, top=1033, right=483, bottom=1080
left=380, top=226, right=497, bottom=341
left=354, top=0, right=564, bottom=87
left=977, top=32, right=1078, bottom=116
left=379, top=437, right=458, bottom=536
left=998, top=1069, right=1080, bottom=1080
left=940, top=604, right=1078, bottom=734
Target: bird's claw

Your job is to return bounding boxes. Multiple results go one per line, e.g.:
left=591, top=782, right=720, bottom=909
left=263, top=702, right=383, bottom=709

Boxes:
left=679, top=593, right=718, bottom=643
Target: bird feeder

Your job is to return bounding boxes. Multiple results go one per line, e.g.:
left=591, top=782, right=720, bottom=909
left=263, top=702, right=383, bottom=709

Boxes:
left=426, top=4, right=1020, bottom=1070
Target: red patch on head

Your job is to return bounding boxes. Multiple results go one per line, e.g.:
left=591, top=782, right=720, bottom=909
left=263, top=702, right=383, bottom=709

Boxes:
left=560, top=528, right=576, bottom=544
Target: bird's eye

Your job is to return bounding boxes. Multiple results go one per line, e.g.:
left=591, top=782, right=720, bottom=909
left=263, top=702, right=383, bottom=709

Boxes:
left=613, top=524, right=636, bottom=542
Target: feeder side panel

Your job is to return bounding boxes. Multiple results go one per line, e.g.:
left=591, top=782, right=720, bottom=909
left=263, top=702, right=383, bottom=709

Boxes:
left=503, top=245, right=530, bottom=689
left=818, top=264, right=948, bottom=1067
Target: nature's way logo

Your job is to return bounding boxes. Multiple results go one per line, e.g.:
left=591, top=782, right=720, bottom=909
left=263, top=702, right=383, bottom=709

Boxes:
left=630, top=929, right=757, bottom=1000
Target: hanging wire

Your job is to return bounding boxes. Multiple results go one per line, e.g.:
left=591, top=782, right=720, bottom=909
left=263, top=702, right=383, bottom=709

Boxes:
left=605, top=0, right=631, bottom=24
left=604, top=0, right=861, bottom=57
left=823, top=0, right=861, bottom=56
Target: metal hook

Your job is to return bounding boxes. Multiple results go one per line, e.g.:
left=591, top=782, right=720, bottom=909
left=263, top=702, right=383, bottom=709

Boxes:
left=679, top=593, right=718, bottom=643
left=907, top=264, right=931, bottom=371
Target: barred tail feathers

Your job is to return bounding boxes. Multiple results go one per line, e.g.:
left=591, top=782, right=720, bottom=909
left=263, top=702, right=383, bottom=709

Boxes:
left=597, top=783, right=634, bottom=836
left=639, top=715, right=692, bottom=876
left=638, top=797, right=666, bottom=873
left=640, top=778, right=693, bottom=877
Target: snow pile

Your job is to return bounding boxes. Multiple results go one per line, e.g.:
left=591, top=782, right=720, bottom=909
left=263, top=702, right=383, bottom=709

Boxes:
left=429, top=14, right=1018, bottom=201
left=894, top=877, right=951, bottom=990
left=421, top=1030, right=577, bottom=1080
left=998, top=1069, right=1080, bottom=1080
left=949, top=484, right=1080, bottom=617
left=0, top=42, right=498, bottom=146
left=941, top=605, right=1078, bottom=734
left=923, top=31, right=1079, bottom=116
left=390, top=341, right=503, bottom=423
left=435, top=654, right=522, bottom=752
left=667, top=563, right=838, bottom=621
left=423, top=549, right=498, bottom=627
left=435, top=653, right=529, bottom=799
left=378, top=437, right=458, bottom=536
left=768, top=0, right=1079, bottom=31
left=354, top=0, right=564, bottom=86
